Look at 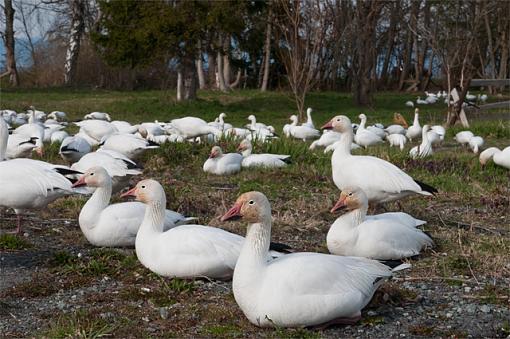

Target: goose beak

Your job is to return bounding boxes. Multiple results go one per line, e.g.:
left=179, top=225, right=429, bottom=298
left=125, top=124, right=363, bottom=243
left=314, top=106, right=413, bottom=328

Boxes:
left=221, top=202, right=243, bottom=221
left=236, top=145, right=244, bottom=152
left=71, top=176, right=87, bottom=188
left=330, top=196, right=347, bottom=213
left=321, top=121, right=333, bottom=130
left=120, top=187, right=137, bottom=198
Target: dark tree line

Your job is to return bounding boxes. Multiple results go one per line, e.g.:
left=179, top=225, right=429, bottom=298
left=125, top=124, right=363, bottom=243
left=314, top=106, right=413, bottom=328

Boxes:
left=1, top=0, right=509, bottom=113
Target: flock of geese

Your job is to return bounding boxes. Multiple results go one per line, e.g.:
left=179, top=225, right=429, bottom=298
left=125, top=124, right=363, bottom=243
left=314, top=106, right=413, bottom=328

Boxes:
left=0, top=105, right=509, bottom=329
left=406, top=90, right=488, bottom=107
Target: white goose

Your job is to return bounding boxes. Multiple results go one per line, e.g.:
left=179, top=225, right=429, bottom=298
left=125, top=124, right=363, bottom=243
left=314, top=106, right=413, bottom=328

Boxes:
left=283, top=115, right=298, bottom=137
left=479, top=146, right=510, bottom=169
left=71, top=149, right=142, bottom=193
left=354, top=114, right=384, bottom=148
left=13, top=111, right=45, bottom=156
left=50, top=130, right=69, bottom=144
left=309, top=130, right=342, bottom=150
left=59, top=136, right=92, bottom=164
left=409, top=125, right=433, bottom=159
left=203, top=146, right=242, bottom=175
left=246, top=115, right=268, bottom=131
left=405, top=109, right=422, bottom=141
left=0, top=119, right=84, bottom=233
left=328, top=187, right=433, bottom=260
left=170, top=117, right=222, bottom=140
left=48, top=111, right=67, bottom=121
left=237, top=140, right=290, bottom=168
left=468, top=136, right=484, bottom=154
left=222, top=191, right=408, bottom=328
left=322, top=115, right=437, bottom=204
left=84, top=112, right=111, bottom=121
left=72, top=167, right=194, bottom=247
left=75, top=120, right=118, bottom=144
left=6, top=134, right=38, bottom=159
left=302, top=107, right=315, bottom=129
left=121, top=180, right=284, bottom=279
left=384, top=124, right=406, bottom=135
left=454, top=131, right=474, bottom=146
left=288, top=115, right=320, bottom=141
left=209, top=113, right=233, bottom=131
left=386, top=133, right=407, bottom=151
left=111, top=120, right=139, bottom=134
left=100, top=133, right=159, bottom=159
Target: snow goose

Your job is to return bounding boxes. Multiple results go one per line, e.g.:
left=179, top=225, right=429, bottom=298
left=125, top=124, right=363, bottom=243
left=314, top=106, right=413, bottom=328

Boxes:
left=468, top=136, right=484, bottom=154
left=209, top=113, right=233, bottom=131
left=283, top=115, right=298, bottom=137
left=121, top=180, right=277, bottom=279
left=454, top=131, right=474, bottom=146
left=328, top=187, right=433, bottom=260
left=72, top=167, right=194, bottom=247
left=405, top=109, right=422, bottom=141
left=479, top=147, right=510, bottom=169
left=111, top=121, right=139, bottom=134
left=170, top=117, right=222, bottom=140
left=416, top=96, right=428, bottom=105
left=465, top=91, right=476, bottom=101
left=6, top=134, right=38, bottom=159
left=385, top=124, right=406, bottom=135
left=237, top=140, right=290, bottom=168
left=309, top=130, right=342, bottom=150
left=409, top=125, right=433, bottom=159
left=387, top=133, right=407, bottom=151
left=246, top=115, right=268, bottom=131
left=100, top=133, right=159, bottom=159
left=203, top=146, right=242, bottom=175
left=139, top=122, right=166, bottom=138
left=405, top=101, right=414, bottom=108
left=50, top=130, right=69, bottom=144
left=13, top=111, right=45, bottom=156
left=43, top=124, right=65, bottom=143
left=354, top=114, right=383, bottom=148
left=322, top=115, right=437, bottom=204
left=324, top=140, right=361, bottom=153
left=75, top=120, right=118, bottom=144
left=48, top=111, right=67, bottom=121
left=288, top=115, right=320, bottom=141
left=302, top=107, right=315, bottom=129
left=246, top=126, right=278, bottom=143
left=59, top=136, right=92, bottom=164
left=221, top=191, right=408, bottom=328
left=0, top=120, right=84, bottom=233
left=71, top=149, right=142, bottom=193
left=84, top=112, right=111, bottom=121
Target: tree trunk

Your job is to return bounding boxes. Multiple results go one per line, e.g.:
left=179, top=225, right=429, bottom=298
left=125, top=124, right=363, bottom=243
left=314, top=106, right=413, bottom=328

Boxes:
left=497, top=29, right=509, bottom=92
left=196, top=56, right=206, bottom=90
left=260, top=10, right=272, bottom=92
left=64, top=0, right=85, bottom=85
left=229, top=70, right=242, bottom=89
left=177, top=57, right=197, bottom=101
left=380, top=1, right=399, bottom=88
left=483, top=5, right=496, bottom=94
left=398, top=1, right=420, bottom=91
left=207, top=51, right=216, bottom=88
left=222, top=35, right=231, bottom=86
left=2, top=0, right=19, bottom=86
left=216, top=51, right=228, bottom=92
left=176, top=70, right=183, bottom=101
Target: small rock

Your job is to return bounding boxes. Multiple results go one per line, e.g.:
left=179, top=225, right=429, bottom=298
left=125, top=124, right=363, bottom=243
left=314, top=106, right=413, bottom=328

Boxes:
left=464, top=286, right=471, bottom=293
left=159, top=307, right=169, bottom=320
left=403, top=312, right=409, bottom=316
left=56, top=301, right=65, bottom=310
left=23, top=232, right=29, bottom=237
left=141, top=287, right=151, bottom=293
left=420, top=284, right=427, bottom=290
left=446, top=312, right=453, bottom=318
left=77, top=252, right=82, bottom=258
left=466, top=304, right=476, bottom=314
left=456, top=307, right=462, bottom=313
left=71, top=295, right=76, bottom=300
left=383, top=293, right=390, bottom=302
left=479, top=305, right=490, bottom=313
left=142, top=316, right=149, bottom=322
left=367, top=311, right=377, bottom=316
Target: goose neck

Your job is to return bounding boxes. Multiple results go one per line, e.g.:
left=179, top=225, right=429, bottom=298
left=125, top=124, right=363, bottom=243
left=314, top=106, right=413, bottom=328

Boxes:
left=359, top=117, right=367, bottom=130
left=413, top=113, right=420, bottom=127
left=141, top=199, right=166, bottom=234
left=0, top=121, right=7, bottom=161
left=241, top=147, right=252, bottom=157
left=333, top=129, right=353, bottom=157
left=238, top=219, right=272, bottom=268
left=80, top=184, right=112, bottom=230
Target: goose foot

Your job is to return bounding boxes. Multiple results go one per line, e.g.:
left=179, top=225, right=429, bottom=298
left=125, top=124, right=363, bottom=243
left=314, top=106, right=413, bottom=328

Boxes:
left=310, top=315, right=362, bottom=330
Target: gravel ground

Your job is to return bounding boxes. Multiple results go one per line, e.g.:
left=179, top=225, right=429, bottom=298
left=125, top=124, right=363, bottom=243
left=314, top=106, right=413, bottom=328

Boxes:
left=1, top=214, right=509, bottom=339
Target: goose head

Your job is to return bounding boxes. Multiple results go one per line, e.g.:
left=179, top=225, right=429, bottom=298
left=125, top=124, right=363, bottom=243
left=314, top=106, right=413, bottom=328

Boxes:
left=121, top=179, right=165, bottom=204
left=72, top=166, right=111, bottom=188
left=247, top=115, right=256, bottom=123
left=209, top=146, right=223, bottom=159
left=330, top=186, right=368, bottom=213
left=237, top=139, right=252, bottom=153
left=358, top=113, right=367, bottom=121
left=221, top=191, right=271, bottom=223
left=289, top=115, right=298, bottom=124
left=321, top=115, right=352, bottom=133
left=219, top=113, right=227, bottom=120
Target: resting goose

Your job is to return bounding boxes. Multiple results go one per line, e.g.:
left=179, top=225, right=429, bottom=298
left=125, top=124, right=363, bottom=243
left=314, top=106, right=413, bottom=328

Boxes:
left=75, top=120, right=118, bottom=144
left=355, top=114, right=384, bottom=148
left=222, top=191, right=408, bottom=328
left=122, top=180, right=286, bottom=279
left=385, top=124, right=406, bottom=135
left=203, top=146, right=242, bottom=175
left=47, top=111, right=67, bottom=121
left=209, top=113, right=233, bottom=131
left=309, top=130, right=342, bottom=150
left=170, top=117, right=222, bottom=140
left=0, top=119, right=84, bottom=233
left=50, top=130, right=69, bottom=144
left=246, top=126, right=277, bottom=143
left=479, top=146, right=510, bottom=169
left=302, top=108, right=315, bottom=129
left=13, top=111, right=45, bottom=156
left=387, top=133, right=407, bottom=151
left=84, top=112, right=111, bottom=121
left=328, top=187, right=433, bottom=260
left=111, top=121, right=139, bottom=134
left=288, top=115, right=320, bottom=141
left=71, top=149, right=142, bottom=193
left=237, top=140, right=290, bottom=168
left=59, top=136, right=92, bottom=164
left=405, top=109, right=422, bottom=141
left=283, top=115, right=297, bottom=137
left=246, top=115, right=268, bottom=131
left=409, top=125, right=433, bottom=159
left=322, top=115, right=437, bottom=204
left=100, top=133, right=159, bottom=159
left=72, top=167, right=194, bottom=247
left=6, top=134, right=38, bottom=159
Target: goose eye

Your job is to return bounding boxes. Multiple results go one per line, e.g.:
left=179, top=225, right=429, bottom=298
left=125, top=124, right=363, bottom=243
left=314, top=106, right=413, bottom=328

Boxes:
left=348, top=192, right=353, bottom=197
left=90, top=173, right=94, bottom=176
left=248, top=200, right=255, bottom=205
left=141, top=185, right=146, bottom=189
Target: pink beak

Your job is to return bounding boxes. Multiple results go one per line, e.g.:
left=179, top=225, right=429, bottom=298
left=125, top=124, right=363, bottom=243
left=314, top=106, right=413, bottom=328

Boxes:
left=209, top=151, right=217, bottom=159
left=221, top=202, right=243, bottom=221
left=120, top=186, right=137, bottom=198
left=330, top=196, right=347, bottom=213
left=321, top=121, right=333, bottom=130
left=71, top=176, right=87, bottom=188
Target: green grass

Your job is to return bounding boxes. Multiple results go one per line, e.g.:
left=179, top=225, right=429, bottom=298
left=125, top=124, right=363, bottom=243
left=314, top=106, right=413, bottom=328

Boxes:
left=0, top=233, right=31, bottom=250
left=41, top=310, right=117, bottom=339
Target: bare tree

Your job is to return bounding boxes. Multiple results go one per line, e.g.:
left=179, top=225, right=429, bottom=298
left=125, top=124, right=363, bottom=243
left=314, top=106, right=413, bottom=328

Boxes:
left=260, top=4, right=272, bottom=92
left=274, top=0, right=332, bottom=119
left=63, top=0, right=85, bottom=85
left=1, top=0, right=19, bottom=86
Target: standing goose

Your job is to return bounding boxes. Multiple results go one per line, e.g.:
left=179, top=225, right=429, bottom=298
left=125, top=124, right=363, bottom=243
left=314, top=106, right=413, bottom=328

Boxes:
left=302, top=107, right=315, bottom=129
left=468, top=136, right=484, bottom=154
left=237, top=140, right=290, bottom=168
left=354, top=114, right=384, bottom=148
left=322, top=115, right=437, bottom=204
left=5, top=134, right=38, bottom=159
left=283, top=115, right=298, bottom=137
left=203, top=146, right=242, bottom=175
left=121, top=180, right=286, bottom=279
left=386, top=133, right=407, bottom=151
left=72, top=167, right=194, bottom=247
left=409, top=125, right=433, bottom=159
left=222, top=191, right=407, bottom=328
left=328, top=187, right=433, bottom=260
left=405, top=109, right=422, bottom=141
